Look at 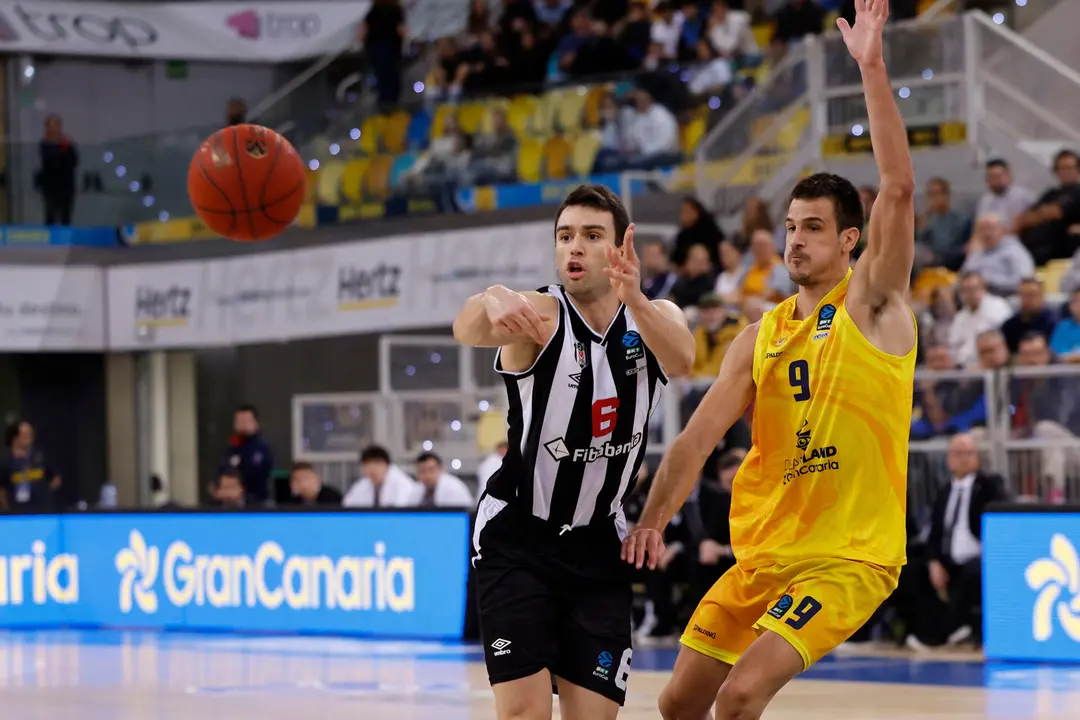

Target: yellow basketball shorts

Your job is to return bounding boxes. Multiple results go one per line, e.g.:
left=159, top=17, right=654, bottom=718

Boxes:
left=680, top=557, right=900, bottom=671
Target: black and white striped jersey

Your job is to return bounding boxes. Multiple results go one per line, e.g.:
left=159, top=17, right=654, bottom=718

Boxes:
left=486, top=285, right=668, bottom=531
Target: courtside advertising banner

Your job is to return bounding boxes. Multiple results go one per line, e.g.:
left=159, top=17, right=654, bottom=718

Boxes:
left=0, top=1, right=370, bottom=61
left=0, top=511, right=470, bottom=639
left=983, top=511, right=1080, bottom=663
left=0, top=265, right=105, bottom=350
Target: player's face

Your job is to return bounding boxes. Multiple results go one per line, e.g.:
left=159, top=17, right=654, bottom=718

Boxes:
left=555, top=205, right=618, bottom=300
left=784, top=197, right=857, bottom=287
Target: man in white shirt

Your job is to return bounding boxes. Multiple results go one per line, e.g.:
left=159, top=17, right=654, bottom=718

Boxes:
left=408, top=451, right=474, bottom=508
left=649, top=1, right=684, bottom=62
left=342, top=445, right=419, bottom=508
left=476, top=440, right=508, bottom=491
left=947, top=271, right=1013, bottom=367
left=975, top=158, right=1037, bottom=232
left=959, top=213, right=1035, bottom=296
left=624, top=88, right=680, bottom=168
left=705, top=0, right=760, bottom=60
left=911, top=433, right=1008, bottom=649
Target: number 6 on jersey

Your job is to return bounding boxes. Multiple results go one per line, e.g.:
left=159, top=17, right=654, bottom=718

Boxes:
left=788, top=359, right=811, bottom=402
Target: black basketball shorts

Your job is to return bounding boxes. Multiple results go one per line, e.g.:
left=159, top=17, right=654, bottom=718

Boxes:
left=472, top=494, right=634, bottom=706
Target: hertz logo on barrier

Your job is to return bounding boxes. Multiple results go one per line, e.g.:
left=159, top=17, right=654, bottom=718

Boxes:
left=821, top=122, right=967, bottom=157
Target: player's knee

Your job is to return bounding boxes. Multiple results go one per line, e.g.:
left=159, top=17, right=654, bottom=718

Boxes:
left=714, top=678, right=766, bottom=720
left=658, top=684, right=706, bottom=720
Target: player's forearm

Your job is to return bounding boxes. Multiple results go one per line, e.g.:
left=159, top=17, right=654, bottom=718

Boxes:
left=860, top=60, right=914, bottom=195
left=452, top=291, right=507, bottom=347
left=625, top=297, right=694, bottom=377
left=637, top=431, right=714, bottom=532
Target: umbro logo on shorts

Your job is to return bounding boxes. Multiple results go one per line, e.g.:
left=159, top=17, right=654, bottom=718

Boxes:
left=491, top=638, right=512, bottom=656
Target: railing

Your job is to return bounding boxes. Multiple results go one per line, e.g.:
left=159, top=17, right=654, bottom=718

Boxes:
left=296, top=340, right=1080, bottom=508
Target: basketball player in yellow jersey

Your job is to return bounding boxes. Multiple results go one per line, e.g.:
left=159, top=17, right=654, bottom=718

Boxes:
left=622, top=2, right=916, bottom=719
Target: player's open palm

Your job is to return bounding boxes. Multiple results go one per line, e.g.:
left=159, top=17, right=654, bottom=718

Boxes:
left=837, top=0, right=888, bottom=66
left=484, top=285, right=551, bottom=344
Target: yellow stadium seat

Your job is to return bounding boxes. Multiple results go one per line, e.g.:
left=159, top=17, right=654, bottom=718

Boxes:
left=544, top=135, right=573, bottom=180
left=432, top=104, right=457, bottom=140
left=363, top=155, right=394, bottom=200
left=457, top=102, right=487, bottom=135
left=1039, top=259, right=1072, bottom=293
left=583, top=85, right=612, bottom=129
left=777, top=107, right=810, bottom=151
left=478, top=98, right=511, bottom=134
left=555, top=88, right=588, bottom=133
left=571, top=132, right=601, bottom=177
left=533, top=90, right=562, bottom=138
left=304, top=169, right=320, bottom=203
left=383, top=111, right=411, bottom=154
left=912, top=267, right=957, bottom=304
left=507, top=95, right=540, bottom=139
left=681, top=117, right=707, bottom=155
left=517, top=138, right=544, bottom=183
left=340, top=158, right=371, bottom=204
left=359, top=115, right=386, bottom=155
left=752, top=24, right=772, bottom=48
left=316, top=160, right=346, bottom=205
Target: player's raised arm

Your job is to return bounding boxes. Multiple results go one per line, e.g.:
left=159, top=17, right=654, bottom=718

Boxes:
left=452, top=286, right=555, bottom=348
left=622, top=321, right=759, bottom=569
left=842, top=0, right=916, bottom=307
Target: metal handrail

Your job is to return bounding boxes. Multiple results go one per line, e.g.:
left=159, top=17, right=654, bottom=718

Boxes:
left=247, top=42, right=361, bottom=125
left=980, top=72, right=1080, bottom=144
left=970, top=8, right=1080, bottom=90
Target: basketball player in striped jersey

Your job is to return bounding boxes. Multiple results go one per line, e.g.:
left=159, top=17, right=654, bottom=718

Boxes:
left=454, top=184, right=694, bottom=720
left=624, top=2, right=917, bottom=719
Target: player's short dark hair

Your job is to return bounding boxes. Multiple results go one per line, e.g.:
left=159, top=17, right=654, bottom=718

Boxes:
left=787, top=173, right=864, bottom=233
left=217, top=468, right=243, bottom=485
left=290, top=461, right=316, bottom=474
left=235, top=403, right=259, bottom=419
left=1053, top=149, right=1079, bottom=170
left=985, top=158, right=1009, bottom=170
left=555, top=184, right=630, bottom=246
left=416, top=451, right=442, bottom=465
left=360, top=444, right=391, bottom=464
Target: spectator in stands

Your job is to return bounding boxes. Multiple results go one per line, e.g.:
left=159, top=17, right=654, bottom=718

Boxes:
left=360, top=0, right=406, bottom=105
left=535, top=0, right=572, bottom=30
left=910, top=343, right=984, bottom=440
left=917, top=285, right=958, bottom=351
left=671, top=196, right=724, bottom=268
left=642, top=239, right=679, bottom=301
left=1011, top=333, right=1080, bottom=502
left=714, top=239, right=745, bottom=307
left=916, top=177, right=969, bottom=271
left=406, top=117, right=471, bottom=194
left=691, top=293, right=746, bottom=378
left=706, top=0, right=760, bottom=64
left=1050, top=288, right=1080, bottom=362
left=649, top=1, right=684, bottom=65
left=740, top=228, right=791, bottom=304
left=694, top=451, right=740, bottom=604
left=948, top=271, right=1012, bottom=367
left=624, top=87, right=681, bottom=169
left=408, top=452, right=474, bottom=507
left=468, top=108, right=517, bottom=185
left=553, top=10, right=594, bottom=78
left=615, top=1, right=653, bottom=64
left=772, top=0, right=824, bottom=43
left=910, top=432, right=1008, bottom=649
left=430, top=38, right=469, bottom=101
left=1002, top=278, right=1057, bottom=352
left=669, top=243, right=716, bottom=308
left=219, top=404, right=274, bottom=504
left=342, top=445, right=419, bottom=508
left=0, top=420, right=60, bottom=511
left=733, top=196, right=783, bottom=252
left=289, top=462, right=343, bottom=506
left=676, top=0, right=705, bottom=61
left=976, top=158, right=1036, bottom=231
left=687, top=40, right=735, bottom=98
left=477, top=439, right=507, bottom=489
left=37, top=114, right=78, bottom=226
left=593, top=90, right=628, bottom=172
left=225, top=98, right=246, bottom=126
left=210, top=469, right=246, bottom=510
left=960, top=213, right=1035, bottom=297
left=457, top=30, right=512, bottom=93
left=1016, top=149, right=1080, bottom=266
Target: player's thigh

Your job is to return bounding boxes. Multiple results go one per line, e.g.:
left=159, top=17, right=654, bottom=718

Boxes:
left=554, top=578, right=634, bottom=707
left=658, top=644, right=733, bottom=720
left=556, top=676, right=619, bottom=720
left=476, top=557, right=559, bottom=687
left=493, top=671, right=555, bottom=720
left=714, top=629, right=804, bottom=719
left=752, top=558, right=900, bottom=670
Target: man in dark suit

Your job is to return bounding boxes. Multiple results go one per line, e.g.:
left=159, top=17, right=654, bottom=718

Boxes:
left=218, top=404, right=274, bottom=504
left=913, top=432, right=1008, bottom=649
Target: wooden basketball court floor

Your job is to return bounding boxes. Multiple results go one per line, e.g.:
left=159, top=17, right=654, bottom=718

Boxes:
left=0, top=630, right=1078, bottom=719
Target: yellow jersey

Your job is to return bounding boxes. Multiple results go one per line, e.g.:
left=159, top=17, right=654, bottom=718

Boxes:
left=730, top=270, right=915, bottom=569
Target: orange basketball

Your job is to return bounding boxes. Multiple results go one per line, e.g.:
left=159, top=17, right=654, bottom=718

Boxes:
left=187, top=124, right=306, bottom=242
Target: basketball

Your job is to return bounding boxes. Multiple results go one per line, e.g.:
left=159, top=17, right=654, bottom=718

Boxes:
left=187, top=124, right=306, bottom=242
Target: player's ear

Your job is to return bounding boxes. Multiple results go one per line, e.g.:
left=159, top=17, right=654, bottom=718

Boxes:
left=839, top=227, right=860, bottom=254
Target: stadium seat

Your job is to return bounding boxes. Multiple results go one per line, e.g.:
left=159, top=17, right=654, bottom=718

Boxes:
left=341, top=158, right=372, bottom=204
left=389, top=153, right=418, bottom=189
left=583, top=85, right=611, bottom=129
left=383, top=111, right=412, bottom=154
left=479, top=98, right=511, bottom=134
left=752, top=24, right=772, bottom=50
left=363, top=155, right=394, bottom=200
left=304, top=169, right=320, bottom=203
left=432, top=104, right=457, bottom=140
left=912, top=267, right=958, bottom=303
left=316, top=160, right=346, bottom=205
left=457, top=102, right=487, bottom=135
left=544, top=135, right=573, bottom=180
left=534, top=90, right=561, bottom=137
left=555, top=89, right=588, bottom=133
left=777, top=107, right=810, bottom=151
left=681, top=117, right=707, bottom=156
left=571, top=132, right=602, bottom=177
left=517, top=138, right=544, bottom=183
left=507, top=95, right=541, bottom=139
left=359, top=115, right=386, bottom=155
left=407, top=108, right=433, bottom=149
left=1039, top=259, right=1072, bottom=293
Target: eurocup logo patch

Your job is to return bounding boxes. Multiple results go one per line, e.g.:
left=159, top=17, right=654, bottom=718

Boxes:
left=816, top=304, right=836, bottom=332
left=115, top=530, right=159, bottom=614
left=767, top=594, right=794, bottom=619
left=622, top=331, right=643, bottom=361
left=1026, top=534, right=1080, bottom=642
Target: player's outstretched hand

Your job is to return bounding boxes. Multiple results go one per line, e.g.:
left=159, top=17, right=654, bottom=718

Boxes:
left=484, top=285, right=551, bottom=345
left=837, top=0, right=888, bottom=67
left=604, top=223, right=644, bottom=306
left=621, top=526, right=665, bottom=571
